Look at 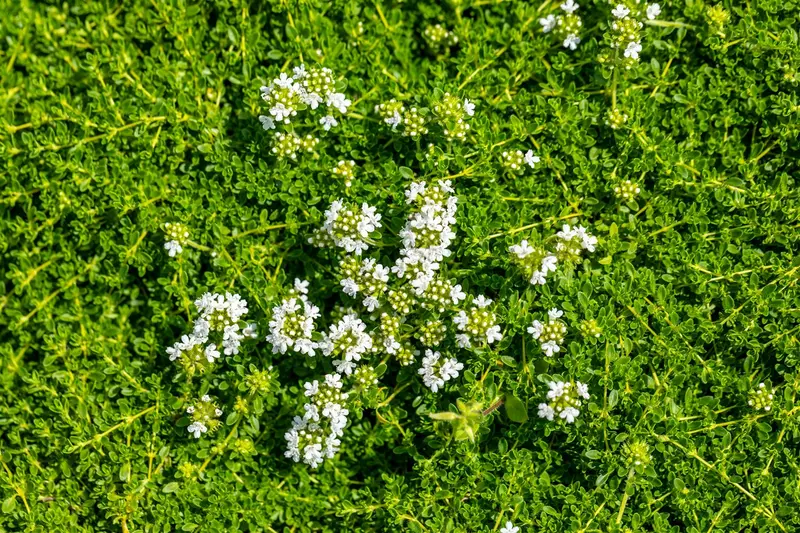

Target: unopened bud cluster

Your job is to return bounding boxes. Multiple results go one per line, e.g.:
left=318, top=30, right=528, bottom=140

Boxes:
left=163, top=222, right=190, bottom=257
left=376, top=96, right=475, bottom=141
left=615, top=179, right=641, bottom=200
left=423, top=24, right=458, bottom=50
left=748, top=383, right=774, bottom=411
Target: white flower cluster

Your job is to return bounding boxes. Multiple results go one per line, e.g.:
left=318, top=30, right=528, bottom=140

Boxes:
left=309, top=200, right=382, bottom=255
left=285, top=180, right=509, bottom=467
left=509, top=223, right=597, bottom=286
left=554, top=223, right=598, bottom=261
left=539, top=0, right=583, bottom=50
left=167, top=292, right=254, bottom=375
left=509, top=239, right=558, bottom=286
left=163, top=222, right=190, bottom=257
left=257, top=64, right=351, bottom=159
left=339, top=256, right=391, bottom=312
left=265, top=279, right=321, bottom=356
left=319, top=313, right=374, bottom=375
left=528, top=308, right=567, bottom=357
left=394, top=180, right=458, bottom=295
left=601, top=3, right=660, bottom=69
left=419, top=349, right=464, bottom=392
left=537, top=380, right=590, bottom=423
left=285, top=373, right=349, bottom=468
left=186, top=394, right=223, bottom=438
left=453, top=295, right=503, bottom=348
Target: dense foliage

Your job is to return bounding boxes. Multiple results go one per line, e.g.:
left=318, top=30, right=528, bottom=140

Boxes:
left=1, top=0, right=799, bottom=531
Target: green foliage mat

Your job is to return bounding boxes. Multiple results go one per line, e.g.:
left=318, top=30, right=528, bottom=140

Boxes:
left=1, top=0, right=799, bottom=531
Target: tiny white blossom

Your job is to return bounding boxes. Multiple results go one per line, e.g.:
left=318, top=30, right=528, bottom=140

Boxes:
left=563, top=34, right=581, bottom=50
left=327, top=92, right=351, bottom=114
left=612, top=5, right=630, bottom=19
left=539, top=14, right=557, bottom=33
left=320, top=114, right=339, bottom=131
left=258, top=115, right=276, bottom=130
left=542, top=340, right=560, bottom=357
left=560, top=0, right=579, bottom=14
left=463, top=99, right=475, bottom=117
left=561, top=406, right=580, bottom=423
left=624, top=41, right=642, bottom=60
left=473, top=295, right=493, bottom=308
left=646, top=3, right=661, bottom=20
left=528, top=320, right=543, bottom=339
left=524, top=150, right=540, bottom=169
left=500, top=522, right=520, bottom=533
left=187, top=422, right=207, bottom=438
left=164, top=240, right=183, bottom=257
left=538, top=403, right=555, bottom=421
left=548, top=308, right=564, bottom=320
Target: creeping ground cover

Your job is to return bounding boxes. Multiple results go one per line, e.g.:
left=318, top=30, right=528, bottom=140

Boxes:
left=1, top=0, right=800, bottom=531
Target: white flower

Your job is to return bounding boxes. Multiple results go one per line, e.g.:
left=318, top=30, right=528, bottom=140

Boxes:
left=292, top=64, right=308, bottom=79
left=528, top=320, right=543, bottom=339
left=294, top=278, right=309, bottom=294
left=612, top=4, right=630, bottom=18
left=576, top=381, right=590, bottom=399
left=340, top=278, right=359, bottom=297
left=304, top=380, right=319, bottom=397
left=560, top=406, right=580, bottom=423
left=486, top=325, right=503, bottom=344
left=302, top=91, right=323, bottom=110
left=463, top=99, right=475, bottom=116
left=560, top=0, right=579, bottom=13
left=530, top=271, right=547, bottom=285
left=646, top=3, right=661, bottom=20
left=524, top=150, right=540, bottom=169
left=363, top=296, right=380, bottom=312
left=539, top=14, right=557, bottom=33
left=327, top=92, right=351, bottom=114
left=201, top=394, right=211, bottom=402
left=538, top=403, right=555, bottom=421
left=450, top=284, right=467, bottom=304
left=563, top=34, right=581, bottom=50
left=500, top=521, right=520, bottom=533
left=187, top=422, right=207, bottom=438
left=455, top=333, right=471, bottom=348
left=624, top=41, right=642, bottom=60
left=385, top=111, right=402, bottom=129
left=325, top=373, right=343, bottom=389
left=274, top=73, right=294, bottom=89
left=204, top=343, right=221, bottom=363
left=541, top=255, right=558, bottom=273
left=547, top=381, right=566, bottom=400
left=270, top=103, right=292, bottom=122
left=548, top=308, right=564, bottom=320
left=541, top=340, right=560, bottom=357
left=320, top=114, right=338, bottom=131
left=258, top=115, right=276, bottom=130
left=510, top=240, right=534, bottom=259
left=164, top=240, right=183, bottom=257
left=473, top=295, right=493, bottom=308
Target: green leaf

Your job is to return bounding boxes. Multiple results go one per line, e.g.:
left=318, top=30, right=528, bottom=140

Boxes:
left=162, top=482, right=180, bottom=493
left=504, top=394, right=528, bottom=423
